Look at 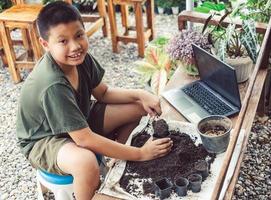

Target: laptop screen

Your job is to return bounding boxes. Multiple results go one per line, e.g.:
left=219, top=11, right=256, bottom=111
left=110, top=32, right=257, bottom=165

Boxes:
left=192, top=44, right=241, bottom=108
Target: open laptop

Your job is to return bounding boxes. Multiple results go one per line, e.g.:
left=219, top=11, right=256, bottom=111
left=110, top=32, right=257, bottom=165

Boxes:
left=162, top=44, right=241, bottom=123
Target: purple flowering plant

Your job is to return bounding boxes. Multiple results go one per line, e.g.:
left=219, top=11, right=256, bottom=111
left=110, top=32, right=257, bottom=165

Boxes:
left=167, top=29, right=211, bottom=75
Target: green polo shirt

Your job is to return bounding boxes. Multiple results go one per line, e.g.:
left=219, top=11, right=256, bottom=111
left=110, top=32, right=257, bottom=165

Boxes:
left=16, top=52, right=104, bottom=157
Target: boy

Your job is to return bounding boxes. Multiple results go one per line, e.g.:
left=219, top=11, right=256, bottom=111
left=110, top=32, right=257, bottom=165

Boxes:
left=16, top=1, right=173, bottom=199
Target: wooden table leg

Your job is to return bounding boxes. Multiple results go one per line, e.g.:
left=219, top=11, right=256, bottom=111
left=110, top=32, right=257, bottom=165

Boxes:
left=21, top=29, right=33, bottom=60
left=120, top=5, right=129, bottom=36
left=146, top=0, right=155, bottom=41
left=0, top=21, right=21, bottom=83
left=97, top=0, right=108, bottom=37
left=0, top=36, right=8, bottom=67
left=107, top=0, right=119, bottom=53
left=134, top=2, right=145, bottom=57
left=28, top=24, right=42, bottom=62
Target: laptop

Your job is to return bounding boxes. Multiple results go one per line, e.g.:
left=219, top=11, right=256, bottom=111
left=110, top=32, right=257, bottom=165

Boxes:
left=162, top=44, right=241, bottom=123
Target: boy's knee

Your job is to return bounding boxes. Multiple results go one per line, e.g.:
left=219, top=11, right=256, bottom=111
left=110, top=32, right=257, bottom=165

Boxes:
left=72, top=151, right=100, bottom=177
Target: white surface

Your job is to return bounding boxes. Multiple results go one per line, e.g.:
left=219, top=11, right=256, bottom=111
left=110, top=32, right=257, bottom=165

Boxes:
left=98, top=116, right=245, bottom=200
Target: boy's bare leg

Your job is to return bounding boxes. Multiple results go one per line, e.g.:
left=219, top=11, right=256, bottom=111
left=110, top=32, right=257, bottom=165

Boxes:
left=57, top=142, right=100, bottom=200
left=103, top=101, right=147, bottom=143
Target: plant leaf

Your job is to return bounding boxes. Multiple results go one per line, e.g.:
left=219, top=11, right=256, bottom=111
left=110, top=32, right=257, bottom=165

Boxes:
left=150, top=69, right=168, bottom=95
left=217, top=40, right=227, bottom=61
left=202, top=14, right=214, bottom=34
left=240, top=20, right=258, bottom=63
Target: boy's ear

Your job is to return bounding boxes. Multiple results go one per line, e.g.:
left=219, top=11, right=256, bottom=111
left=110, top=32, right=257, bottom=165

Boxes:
left=39, top=37, right=49, bottom=51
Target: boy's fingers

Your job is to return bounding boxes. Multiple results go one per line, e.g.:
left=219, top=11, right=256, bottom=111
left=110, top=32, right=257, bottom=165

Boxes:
left=154, top=138, right=171, bottom=145
left=158, top=141, right=173, bottom=150
left=153, top=104, right=162, bottom=116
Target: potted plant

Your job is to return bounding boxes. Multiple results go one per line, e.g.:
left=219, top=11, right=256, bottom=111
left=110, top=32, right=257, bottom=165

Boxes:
left=133, top=46, right=172, bottom=95
left=170, top=0, right=180, bottom=15
left=167, top=29, right=211, bottom=76
left=203, top=14, right=259, bottom=83
left=155, top=0, right=169, bottom=14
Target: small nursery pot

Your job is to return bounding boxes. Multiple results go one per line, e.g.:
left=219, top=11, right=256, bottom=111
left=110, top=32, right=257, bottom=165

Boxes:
left=154, top=178, right=173, bottom=199
left=188, top=174, right=202, bottom=193
left=174, top=177, right=189, bottom=197
left=194, top=160, right=209, bottom=179
left=197, top=115, right=232, bottom=154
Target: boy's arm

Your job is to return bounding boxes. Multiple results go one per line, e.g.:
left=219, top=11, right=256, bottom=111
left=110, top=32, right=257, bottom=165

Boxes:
left=92, top=82, right=161, bottom=116
left=68, top=127, right=172, bottom=161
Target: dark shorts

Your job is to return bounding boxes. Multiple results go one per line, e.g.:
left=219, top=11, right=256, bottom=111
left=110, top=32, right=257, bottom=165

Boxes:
left=28, top=101, right=106, bottom=175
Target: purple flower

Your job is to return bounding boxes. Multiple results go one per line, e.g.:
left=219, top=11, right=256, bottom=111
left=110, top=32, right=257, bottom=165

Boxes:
left=167, top=29, right=211, bottom=64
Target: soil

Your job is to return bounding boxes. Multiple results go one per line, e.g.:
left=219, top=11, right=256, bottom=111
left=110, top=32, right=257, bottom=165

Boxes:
left=175, top=178, right=188, bottom=187
left=152, top=119, right=169, bottom=138
left=201, top=125, right=227, bottom=136
left=194, top=160, right=208, bottom=171
left=155, top=179, right=171, bottom=190
left=119, top=130, right=216, bottom=197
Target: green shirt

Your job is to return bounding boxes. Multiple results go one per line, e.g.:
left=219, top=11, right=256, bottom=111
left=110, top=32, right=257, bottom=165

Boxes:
left=16, top=52, right=105, bottom=157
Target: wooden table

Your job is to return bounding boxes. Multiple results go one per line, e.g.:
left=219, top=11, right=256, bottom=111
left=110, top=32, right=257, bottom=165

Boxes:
left=93, top=18, right=271, bottom=200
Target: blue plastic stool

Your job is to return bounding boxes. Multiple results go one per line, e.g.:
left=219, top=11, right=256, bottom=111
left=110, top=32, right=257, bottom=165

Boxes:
left=36, top=154, right=102, bottom=200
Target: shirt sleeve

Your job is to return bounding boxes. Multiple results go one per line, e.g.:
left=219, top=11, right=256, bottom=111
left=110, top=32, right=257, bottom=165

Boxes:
left=41, top=83, right=89, bottom=134
left=88, top=53, right=105, bottom=88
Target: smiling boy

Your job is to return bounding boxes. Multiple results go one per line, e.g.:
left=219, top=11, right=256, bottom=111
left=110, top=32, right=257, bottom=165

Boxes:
left=16, top=1, right=172, bottom=199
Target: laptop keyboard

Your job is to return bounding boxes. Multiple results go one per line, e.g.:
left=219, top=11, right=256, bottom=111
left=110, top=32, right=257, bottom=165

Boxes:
left=182, top=83, right=233, bottom=115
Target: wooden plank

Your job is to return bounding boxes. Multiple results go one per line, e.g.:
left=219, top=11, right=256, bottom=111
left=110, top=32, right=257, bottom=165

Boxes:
left=81, top=15, right=101, bottom=23
left=134, top=2, right=145, bottom=57
left=108, top=0, right=119, bottom=53
left=17, top=61, right=35, bottom=69
left=117, top=35, right=137, bottom=43
left=145, top=0, right=155, bottom=41
left=211, top=17, right=271, bottom=200
left=120, top=5, right=129, bottom=36
left=0, top=21, right=21, bottom=83
left=0, top=5, right=42, bottom=23
left=97, top=0, right=108, bottom=37
left=178, top=11, right=267, bottom=34
left=224, top=69, right=268, bottom=199
left=85, top=18, right=104, bottom=37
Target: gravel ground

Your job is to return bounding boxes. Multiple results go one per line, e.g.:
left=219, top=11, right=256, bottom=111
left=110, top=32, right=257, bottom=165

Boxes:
left=0, top=13, right=270, bottom=200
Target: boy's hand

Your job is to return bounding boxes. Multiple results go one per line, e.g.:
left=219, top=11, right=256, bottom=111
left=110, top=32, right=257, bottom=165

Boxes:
left=139, top=137, right=173, bottom=161
left=139, top=90, right=162, bottom=116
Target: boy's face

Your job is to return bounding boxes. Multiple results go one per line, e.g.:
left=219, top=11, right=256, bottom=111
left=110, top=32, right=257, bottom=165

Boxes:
left=39, top=20, right=88, bottom=69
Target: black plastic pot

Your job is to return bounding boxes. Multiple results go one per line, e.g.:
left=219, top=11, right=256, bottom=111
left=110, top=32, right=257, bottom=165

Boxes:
left=194, top=160, right=209, bottom=180
left=188, top=174, right=202, bottom=193
left=154, top=178, right=173, bottom=199
left=175, top=177, right=189, bottom=197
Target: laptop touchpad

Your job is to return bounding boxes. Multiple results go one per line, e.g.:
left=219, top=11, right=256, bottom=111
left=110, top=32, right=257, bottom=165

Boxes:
left=177, top=97, right=194, bottom=108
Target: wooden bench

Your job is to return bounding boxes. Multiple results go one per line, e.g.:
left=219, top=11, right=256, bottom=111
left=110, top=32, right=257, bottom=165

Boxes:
left=92, top=14, right=271, bottom=200
left=178, top=10, right=267, bottom=34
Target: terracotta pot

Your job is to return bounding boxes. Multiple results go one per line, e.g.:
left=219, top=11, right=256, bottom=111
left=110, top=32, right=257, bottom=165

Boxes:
left=225, top=56, right=253, bottom=83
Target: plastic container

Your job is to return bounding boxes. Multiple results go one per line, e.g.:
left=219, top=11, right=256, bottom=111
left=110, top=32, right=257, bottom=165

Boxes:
left=188, top=174, right=202, bottom=193
left=197, top=115, right=232, bottom=154
left=175, top=177, right=189, bottom=197
left=194, top=160, right=209, bottom=180
left=154, top=178, right=173, bottom=199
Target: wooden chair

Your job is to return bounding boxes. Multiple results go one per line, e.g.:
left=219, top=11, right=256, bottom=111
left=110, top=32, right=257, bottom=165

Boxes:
left=0, top=0, right=108, bottom=83
left=0, top=3, right=43, bottom=83
left=107, top=0, right=155, bottom=57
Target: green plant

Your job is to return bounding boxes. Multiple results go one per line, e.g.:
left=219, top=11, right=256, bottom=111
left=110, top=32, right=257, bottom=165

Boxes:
left=134, top=46, right=172, bottom=95
left=231, top=0, right=271, bottom=23
left=0, top=0, right=12, bottom=12
left=203, top=13, right=259, bottom=63
left=155, top=0, right=171, bottom=8
left=194, top=1, right=226, bottom=14
left=148, top=36, right=170, bottom=50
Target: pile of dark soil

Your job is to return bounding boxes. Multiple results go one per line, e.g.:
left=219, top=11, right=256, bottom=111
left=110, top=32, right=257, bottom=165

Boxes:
left=119, top=130, right=216, bottom=197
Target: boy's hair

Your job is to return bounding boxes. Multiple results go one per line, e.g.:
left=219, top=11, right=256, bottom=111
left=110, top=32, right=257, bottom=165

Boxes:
left=37, top=1, right=84, bottom=40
